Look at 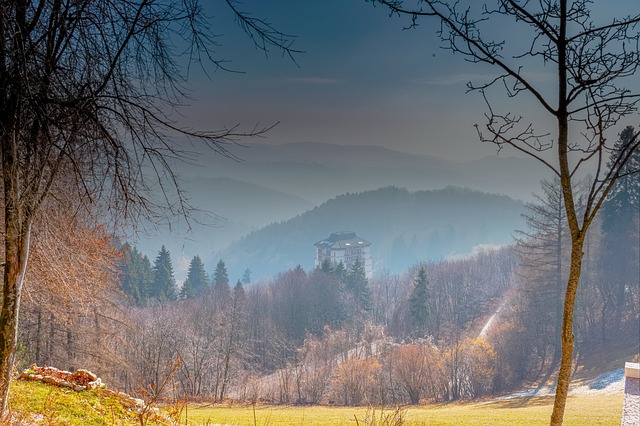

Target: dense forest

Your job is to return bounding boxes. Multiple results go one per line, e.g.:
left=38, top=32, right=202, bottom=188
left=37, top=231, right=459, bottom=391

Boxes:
left=16, top=128, right=639, bottom=405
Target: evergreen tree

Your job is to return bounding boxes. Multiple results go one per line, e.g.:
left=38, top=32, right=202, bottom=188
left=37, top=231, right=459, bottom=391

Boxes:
left=120, top=243, right=153, bottom=306
left=598, top=126, right=640, bottom=333
left=180, top=255, right=209, bottom=299
left=409, top=267, right=430, bottom=334
left=241, top=268, right=252, bottom=285
left=151, top=246, right=177, bottom=301
left=345, top=258, right=372, bottom=312
left=234, top=279, right=246, bottom=302
left=333, top=261, right=347, bottom=285
left=213, top=259, right=231, bottom=304
left=602, top=126, right=640, bottom=231
left=320, top=258, right=334, bottom=275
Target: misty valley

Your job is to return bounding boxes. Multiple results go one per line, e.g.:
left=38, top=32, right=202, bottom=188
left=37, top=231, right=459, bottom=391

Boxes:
left=17, top=146, right=639, bottom=410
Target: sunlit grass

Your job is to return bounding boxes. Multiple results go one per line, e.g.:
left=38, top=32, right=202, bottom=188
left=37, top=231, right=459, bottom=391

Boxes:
left=184, top=393, right=624, bottom=425
left=7, top=380, right=625, bottom=425
left=8, top=380, right=167, bottom=425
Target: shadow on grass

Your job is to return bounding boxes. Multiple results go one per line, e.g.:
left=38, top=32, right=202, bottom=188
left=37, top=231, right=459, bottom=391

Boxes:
left=483, top=395, right=555, bottom=409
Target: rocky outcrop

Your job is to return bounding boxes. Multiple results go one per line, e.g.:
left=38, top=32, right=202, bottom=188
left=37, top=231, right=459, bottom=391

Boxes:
left=18, top=364, right=104, bottom=392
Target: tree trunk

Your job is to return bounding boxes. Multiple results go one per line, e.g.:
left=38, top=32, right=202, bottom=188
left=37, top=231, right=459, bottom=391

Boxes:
left=35, top=308, right=42, bottom=365
left=0, top=227, right=31, bottom=415
left=0, top=132, right=32, bottom=416
left=550, top=239, right=584, bottom=426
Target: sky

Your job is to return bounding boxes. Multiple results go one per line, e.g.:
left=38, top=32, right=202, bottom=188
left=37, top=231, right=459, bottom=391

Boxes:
left=171, top=1, right=637, bottom=163
left=178, top=0, right=527, bottom=162
left=135, top=0, right=639, bottom=279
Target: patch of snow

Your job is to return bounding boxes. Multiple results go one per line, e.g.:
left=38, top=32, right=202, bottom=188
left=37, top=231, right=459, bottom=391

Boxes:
left=493, top=368, right=625, bottom=401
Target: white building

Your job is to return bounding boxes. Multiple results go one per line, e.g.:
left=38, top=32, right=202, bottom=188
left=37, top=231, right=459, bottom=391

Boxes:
left=314, top=231, right=373, bottom=278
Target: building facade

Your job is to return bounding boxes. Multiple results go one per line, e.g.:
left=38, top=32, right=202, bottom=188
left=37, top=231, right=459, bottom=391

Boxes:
left=314, top=231, right=373, bottom=278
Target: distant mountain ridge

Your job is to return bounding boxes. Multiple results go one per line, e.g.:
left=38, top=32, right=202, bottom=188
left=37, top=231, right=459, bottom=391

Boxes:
left=135, top=141, right=553, bottom=280
left=179, top=141, right=551, bottom=204
left=214, top=186, right=525, bottom=281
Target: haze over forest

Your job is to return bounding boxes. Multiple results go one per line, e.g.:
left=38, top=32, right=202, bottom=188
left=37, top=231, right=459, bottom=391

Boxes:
left=3, top=0, right=638, bottom=423
left=135, top=141, right=548, bottom=281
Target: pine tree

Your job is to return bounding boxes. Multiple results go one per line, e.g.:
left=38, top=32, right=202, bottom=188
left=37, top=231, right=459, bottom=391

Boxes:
left=234, top=279, right=246, bottom=302
left=334, top=261, right=347, bottom=285
left=151, top=245, right=177, bottom=301
left=409, top=267, right=430, bottom=334
left=598, top=126, right=640, bottom=334
left=213, top=259, right=231, bottom=304
left=320, top=258, right=334, bottom=275
left=120, top=243, right=153, bottom=306
left=180, top=255, right=209, bottom=299
left=241, top=268, right=252, bottom=285
left=346, top=258, right=372, bottom=312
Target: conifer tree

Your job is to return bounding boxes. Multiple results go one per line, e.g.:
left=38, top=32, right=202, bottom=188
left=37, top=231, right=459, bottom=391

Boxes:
left=409, top=267, right=430, bottom=334
left=334, top=261, right=347, bottom=285
left=181, top=255, right=209, bottom=299
left=234, top=280, right=246, bottom=302
left=121, top=243, right=153, bottom=306
left=241, top=268, right=252, bottom=285
left=346, top=258, right=372, bottom=312
left=320, top=258, right=334, bottom=275
left=151, top=246, right=177, bottom=302
left=598, top=126, right=640, bottom=333
left=213, top=260, right=231, bottom=304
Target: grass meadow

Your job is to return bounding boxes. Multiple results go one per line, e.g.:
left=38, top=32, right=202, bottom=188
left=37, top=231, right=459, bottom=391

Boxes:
left=182, top=393, right=624, bottom=425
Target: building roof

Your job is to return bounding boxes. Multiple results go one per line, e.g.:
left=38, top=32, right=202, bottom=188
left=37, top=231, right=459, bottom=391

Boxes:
left=314, top=231, right=371, bottom=249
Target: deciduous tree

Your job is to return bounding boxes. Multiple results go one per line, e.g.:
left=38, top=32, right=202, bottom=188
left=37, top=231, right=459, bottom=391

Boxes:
left=0, top=1, right=297, bottom=414
left=371, top=1, right=639, bottom=422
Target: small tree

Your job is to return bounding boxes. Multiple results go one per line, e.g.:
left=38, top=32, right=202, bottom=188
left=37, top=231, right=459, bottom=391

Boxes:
left=241, top=268, right=252, bottom=285
left=214, top=260, right=229, bottom=288
left=409, top=267, right=431, bottom=336
left=345, top=258, right=372, bottom=313
left=371, top=2, right=639, bottom=423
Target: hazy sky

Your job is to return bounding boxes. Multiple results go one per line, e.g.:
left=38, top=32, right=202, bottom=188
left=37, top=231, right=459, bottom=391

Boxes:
left=171, top=1, right=638, bottom=163
left=177, top=1, right=519, bottom=162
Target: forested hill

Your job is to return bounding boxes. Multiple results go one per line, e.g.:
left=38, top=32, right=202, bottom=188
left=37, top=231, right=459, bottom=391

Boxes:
left=215, top=186, right=525, bottom=280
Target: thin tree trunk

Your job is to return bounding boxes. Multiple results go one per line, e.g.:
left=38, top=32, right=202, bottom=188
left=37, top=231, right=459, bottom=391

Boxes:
left=35, top=308, right=42, bottom=365
left=550, top=240, right=584, bottom=426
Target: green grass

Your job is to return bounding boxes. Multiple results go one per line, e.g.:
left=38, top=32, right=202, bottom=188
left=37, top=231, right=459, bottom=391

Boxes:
left=8, top=380, right=170, bottom=425
left=183, top=394, right=624, bottom=425
left=7, top=380, right=625, bottom=425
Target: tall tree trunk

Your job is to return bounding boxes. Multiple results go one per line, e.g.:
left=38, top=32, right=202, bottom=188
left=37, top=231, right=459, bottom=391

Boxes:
left=0, top=132, right=32, bottom=415
left=550, top=240, right=584, bottom=426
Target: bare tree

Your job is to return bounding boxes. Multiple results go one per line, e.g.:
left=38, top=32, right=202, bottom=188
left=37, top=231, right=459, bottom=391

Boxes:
left=515, top=177, right=571, bottom=369
left=0, top=0, right=298, bottom=416
left=371, top=1, right=639, bottom=423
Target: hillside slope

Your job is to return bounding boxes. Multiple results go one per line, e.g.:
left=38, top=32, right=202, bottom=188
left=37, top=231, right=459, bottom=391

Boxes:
left=215, top=186, right=525, bottom=280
